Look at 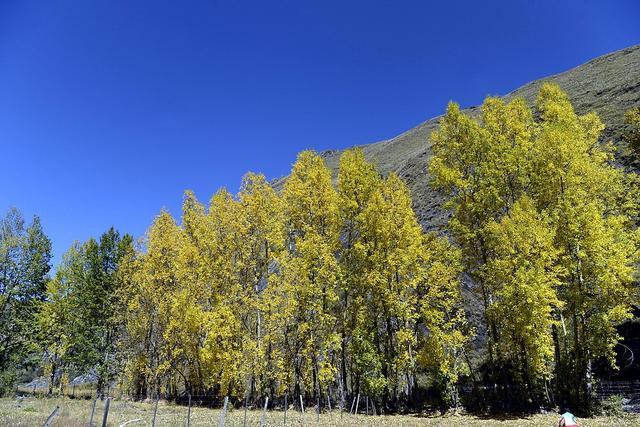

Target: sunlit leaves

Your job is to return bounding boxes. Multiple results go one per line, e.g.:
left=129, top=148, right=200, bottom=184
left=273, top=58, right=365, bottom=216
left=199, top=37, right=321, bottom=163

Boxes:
left=429, top=82, right=638, bottom=410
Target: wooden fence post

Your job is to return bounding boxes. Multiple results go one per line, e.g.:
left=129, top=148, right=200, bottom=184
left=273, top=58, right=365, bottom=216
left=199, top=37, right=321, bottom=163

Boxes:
left=151, top=396, right=159, bottom=427
left=260, top=396, right=268, bottom=427
left=243, top=395, right=248, bottom=427
left=88, top=397, right=98, bottom=427
left=101, top=398, right=111, bottom=427
left=218, top=396, right=228, bottom=427
left=43, top=406, right=60, bottom=427
left=186, top=393, right=192, bottom=427
left=354, top=393, right=360, bottom=415
left=339, top=375, right=344, bottom=418
left=284, top=394, right=287, bottom=425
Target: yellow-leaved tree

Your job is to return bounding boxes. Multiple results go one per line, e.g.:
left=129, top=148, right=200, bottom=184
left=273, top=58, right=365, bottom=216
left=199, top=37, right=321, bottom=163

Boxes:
left=430, top=83, right=638, bottom=413
left=236, top=172, right=285, bottom=397
left=279, top=150, right=341, bottom=400
left=124, top=210, right=182, bottom=397
left=336, top=149, right=384, bottom=401
left=484, top=196, right=562, bottom=401
left=533, top=84, right=638, bottom=412
left=336, top=148, right=467, bottom=410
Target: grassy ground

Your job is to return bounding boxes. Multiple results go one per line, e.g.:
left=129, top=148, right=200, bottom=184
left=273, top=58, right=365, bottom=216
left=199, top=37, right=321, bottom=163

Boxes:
left=0, top=396, right=638, bottom=426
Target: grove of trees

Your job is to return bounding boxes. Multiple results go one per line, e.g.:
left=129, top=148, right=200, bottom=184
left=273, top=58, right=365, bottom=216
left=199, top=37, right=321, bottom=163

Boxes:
left=430, top=83, right=638, bottom=413
left=1, top=83, right=637, bottom=416
left=115, top=149, right=467, bottom=412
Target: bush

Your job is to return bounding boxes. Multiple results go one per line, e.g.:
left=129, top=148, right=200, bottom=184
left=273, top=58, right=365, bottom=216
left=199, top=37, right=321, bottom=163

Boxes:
left=598, top=394, right=624, bottom=417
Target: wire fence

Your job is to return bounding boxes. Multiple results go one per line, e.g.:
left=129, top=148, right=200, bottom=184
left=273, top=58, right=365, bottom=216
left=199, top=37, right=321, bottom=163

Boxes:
left=12, top=387, right=379, bottom=427
left=10, top=382, right=640, bottom=426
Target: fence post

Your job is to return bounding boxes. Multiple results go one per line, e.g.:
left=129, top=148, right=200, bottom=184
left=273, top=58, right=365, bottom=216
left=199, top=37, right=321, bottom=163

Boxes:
left=316, top=395, right=320, bottom=422
left=88, top=396, right=98, bottom=427
left=186, top=393, right=192, bottom=427
left=339, top=376, right=344, bottom=418
left=354, top=393, right=360, bottom=415
left=366, top=396, right=369, bottom=415
left=260, top=396, right=268, bottom=427
left=243, top=395, right=248, bottom=427
left=218, top=396, right=228, bottom=427
left=43, top=406, right=60, bottom=427
left=284, top=394, right=287, bottom=425
left=101, top=397, right=111, bottom=427
left=151, top=396, right=159, bottom=427
left=349, top=396, right=355, bottom=415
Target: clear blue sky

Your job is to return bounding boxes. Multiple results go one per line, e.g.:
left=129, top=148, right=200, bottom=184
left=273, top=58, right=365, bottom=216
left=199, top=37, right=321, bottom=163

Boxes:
left=2, top=0, right=639, bottom=266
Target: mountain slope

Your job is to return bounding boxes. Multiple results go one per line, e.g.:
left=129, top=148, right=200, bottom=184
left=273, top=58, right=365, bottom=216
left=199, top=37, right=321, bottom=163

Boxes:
left=301, top=44, right=640, bottom=231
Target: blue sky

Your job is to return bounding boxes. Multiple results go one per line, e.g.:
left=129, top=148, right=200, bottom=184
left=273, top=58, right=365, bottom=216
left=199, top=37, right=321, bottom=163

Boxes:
left=1, top=0, right=639, bottom=265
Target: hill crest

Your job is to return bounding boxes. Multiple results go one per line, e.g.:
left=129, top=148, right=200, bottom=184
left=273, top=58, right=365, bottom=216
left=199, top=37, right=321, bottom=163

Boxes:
left=277, top=44, right=640, bottom=231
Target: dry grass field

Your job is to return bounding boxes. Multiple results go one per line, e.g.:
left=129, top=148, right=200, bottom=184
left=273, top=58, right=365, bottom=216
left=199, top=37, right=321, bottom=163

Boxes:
left=1, top=396, right=639, bottom=426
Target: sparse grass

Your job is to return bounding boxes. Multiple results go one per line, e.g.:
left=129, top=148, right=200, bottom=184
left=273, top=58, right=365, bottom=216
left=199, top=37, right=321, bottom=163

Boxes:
left=0, top=397, right=638, bottom=426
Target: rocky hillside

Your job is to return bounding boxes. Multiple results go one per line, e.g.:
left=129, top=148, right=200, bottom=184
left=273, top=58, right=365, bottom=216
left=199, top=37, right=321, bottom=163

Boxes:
left=283, top=44, right=640, bottom=232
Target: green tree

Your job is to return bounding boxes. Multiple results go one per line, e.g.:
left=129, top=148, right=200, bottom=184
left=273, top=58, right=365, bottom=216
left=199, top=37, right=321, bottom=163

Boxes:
left=0, top=208, right=51, bottom=393
left=37, top=245, right=82, bottom=395
left=37, top=228, right=133, bottom=396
